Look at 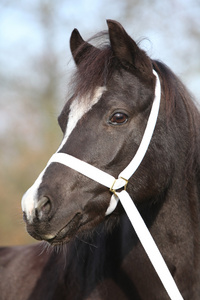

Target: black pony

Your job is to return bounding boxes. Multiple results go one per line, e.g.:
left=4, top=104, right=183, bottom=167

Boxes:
left=0, top=20, right=200, bottom=300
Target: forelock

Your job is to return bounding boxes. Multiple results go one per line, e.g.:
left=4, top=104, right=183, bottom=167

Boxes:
left=70, top=31, right=115, bottom=100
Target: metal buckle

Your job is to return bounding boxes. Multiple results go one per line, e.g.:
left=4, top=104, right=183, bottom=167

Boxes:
left=120, top=177, right=128, bottom=191
left=110, top=177, right=128, bottom=195
left=110, top=179, right=117, bottom=195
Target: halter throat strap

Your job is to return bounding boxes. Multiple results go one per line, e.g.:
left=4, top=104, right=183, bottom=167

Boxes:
left=46, top=70, right=183, bottom=300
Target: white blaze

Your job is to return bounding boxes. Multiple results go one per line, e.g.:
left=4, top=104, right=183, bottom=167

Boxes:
left=57, top=87, right=106, bottom=152
left=21, top=87, right=106, bottom=222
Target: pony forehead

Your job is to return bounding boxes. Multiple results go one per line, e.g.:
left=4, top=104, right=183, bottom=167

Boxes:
left=58, top=86, right=106, bottom=152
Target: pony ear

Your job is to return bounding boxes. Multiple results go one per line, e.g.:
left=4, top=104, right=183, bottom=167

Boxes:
left=70, top=29, right=95, bottom=65
left=107, top=20, right=152, bottom=75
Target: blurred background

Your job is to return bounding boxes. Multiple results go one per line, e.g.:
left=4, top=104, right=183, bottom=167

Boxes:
left=0, top=0, right=200, bottom=246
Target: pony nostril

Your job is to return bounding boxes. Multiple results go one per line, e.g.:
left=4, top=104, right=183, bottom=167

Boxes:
left=36, top=196, right=51, bottom=219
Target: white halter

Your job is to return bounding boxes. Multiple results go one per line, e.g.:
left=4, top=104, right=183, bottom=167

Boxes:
left=45, top=70, right=183, bottom=300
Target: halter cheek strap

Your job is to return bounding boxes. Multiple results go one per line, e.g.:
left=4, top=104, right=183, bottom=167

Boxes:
left=45, top=70, right=183, bottom=300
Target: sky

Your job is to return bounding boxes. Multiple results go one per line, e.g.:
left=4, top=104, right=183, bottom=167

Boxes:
left=1, top=0, right=199, bottom=99
left=0, top=0, right=200, bottom=137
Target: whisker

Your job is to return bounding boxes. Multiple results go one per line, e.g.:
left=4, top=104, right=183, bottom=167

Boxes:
left=75, top=235, right=98, bottom=248
left=37, top=241, right=52, bottom=256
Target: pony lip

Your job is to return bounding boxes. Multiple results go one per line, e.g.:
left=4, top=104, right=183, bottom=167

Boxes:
left=47, top=213, right=82, bottom=245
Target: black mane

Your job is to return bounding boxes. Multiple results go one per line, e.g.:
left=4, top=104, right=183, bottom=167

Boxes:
left=153, top=60, right=200, bottom=183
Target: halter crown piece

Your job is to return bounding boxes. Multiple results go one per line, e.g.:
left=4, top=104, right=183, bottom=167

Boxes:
left=46, top=70, right=183, bottom=300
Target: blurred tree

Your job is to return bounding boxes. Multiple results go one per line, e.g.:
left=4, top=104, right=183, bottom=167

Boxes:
left=0, top=0, right=65, bottom=245
left=0, top=0, right=199, bottom=245
left=119, top=0, right=200, bottom=99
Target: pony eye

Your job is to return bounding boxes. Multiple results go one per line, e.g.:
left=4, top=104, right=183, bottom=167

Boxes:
left=109, top=112, right=128, bottom=125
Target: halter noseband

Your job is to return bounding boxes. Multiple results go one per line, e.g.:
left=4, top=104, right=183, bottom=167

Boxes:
left=42, top=70, right=183, bottom=300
